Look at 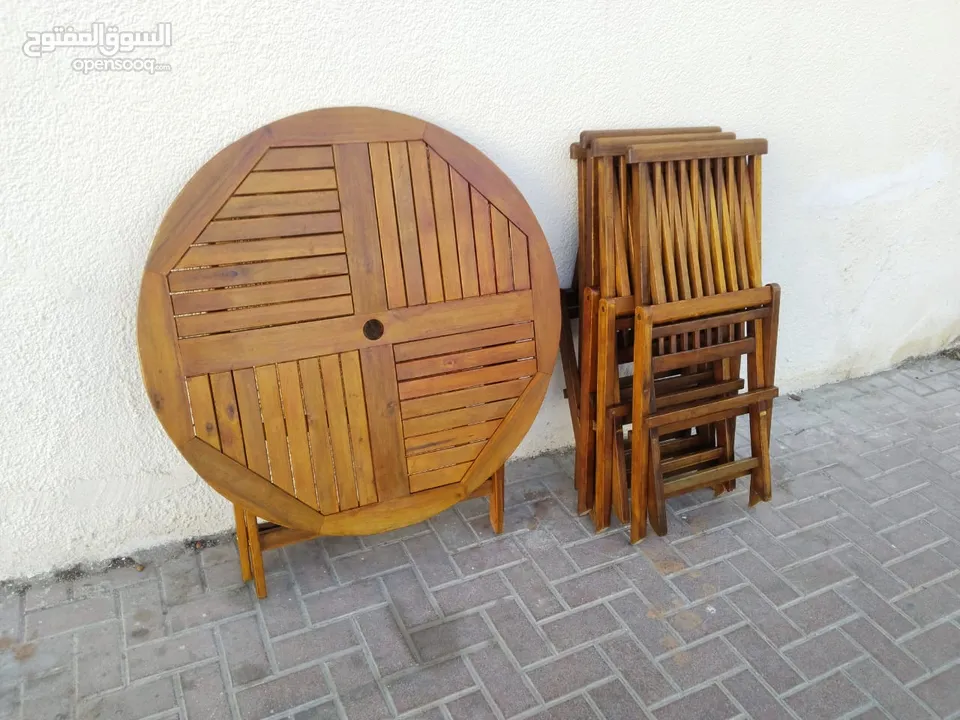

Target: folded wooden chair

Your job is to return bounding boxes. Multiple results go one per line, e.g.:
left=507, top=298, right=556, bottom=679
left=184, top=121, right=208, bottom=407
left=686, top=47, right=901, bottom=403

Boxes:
left=619, top=138, right=780, bottom=542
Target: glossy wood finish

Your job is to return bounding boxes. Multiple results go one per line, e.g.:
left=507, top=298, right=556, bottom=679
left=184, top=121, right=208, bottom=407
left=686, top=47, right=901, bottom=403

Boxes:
left=138, top=108, right=559, bottom=596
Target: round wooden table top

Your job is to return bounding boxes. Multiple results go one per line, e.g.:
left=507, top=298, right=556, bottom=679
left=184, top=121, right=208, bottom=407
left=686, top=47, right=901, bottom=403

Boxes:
left=138, top=107, right=559, bottom=536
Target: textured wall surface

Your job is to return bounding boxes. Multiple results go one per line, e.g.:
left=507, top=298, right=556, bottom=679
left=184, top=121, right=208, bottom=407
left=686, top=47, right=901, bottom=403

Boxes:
left=2, top=0, right=959, bottom=579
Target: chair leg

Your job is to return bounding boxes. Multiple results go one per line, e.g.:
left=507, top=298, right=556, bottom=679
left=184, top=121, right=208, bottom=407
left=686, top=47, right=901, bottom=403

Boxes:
left=647, top=429, right=667, bottom=536
left=749, top=402, right=773, bottom=506
left=234, top=505, right=252, bottom=583
left=630, top=425, right=648, bottom=543
left=489, top=466, right=505, bottom=533
left=593, top=298, right=617, bottom=531
left=575, top=288, right=599, bottom=515
left=611, top=419, right=629, bottom=525
left=245, top=512, right=267, bottom=599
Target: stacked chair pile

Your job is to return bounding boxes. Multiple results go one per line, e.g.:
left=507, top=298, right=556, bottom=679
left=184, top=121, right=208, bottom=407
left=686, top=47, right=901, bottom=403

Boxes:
left=559, top=127, right=781, bottom=542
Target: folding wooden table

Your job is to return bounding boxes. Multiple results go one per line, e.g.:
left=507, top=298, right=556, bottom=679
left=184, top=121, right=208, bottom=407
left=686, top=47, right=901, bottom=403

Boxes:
left=137, top=107, right=559, bottom=596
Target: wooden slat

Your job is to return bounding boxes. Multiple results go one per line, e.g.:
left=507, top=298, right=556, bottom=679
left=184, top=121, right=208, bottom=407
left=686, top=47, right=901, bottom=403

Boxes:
left=180, top=290, right=534, bottom=376
left=277, top=361, right=319, bottom=510
left=253, top=147, right=334, bottom=171
left=319, top=354, right=359, bottom=510
left=647, top=286, right=772, bottom=324
left=401, top=377, right=529, bottom=419
left=472, top=188, right=497, bottom=295
left=209, top=371, right=245, bottom=463
left=369, top=142, right=407, bottom=309
left=186, top=375, right=220, bottom=448
left=704, top=159, right=727, bottom=294
left=491, top=206, right=514, bottom=292
left=254, top=365, right=294, bottom=494
left=409, top=462, right=471, bottom=493
left=171, top=275, right=351, bottom=315
left=716, top=159, right=740, bottom=292
left=667, top=161, right=693, bottom=300
left=216, top=190, right=339, bottom=220
left=740, top=156, right=762, bottom=288
left=509, top=222, right=530, bottom=291
left=398, top=358, right=537, bottom=401
left=653, top=338, right=755, bottom=374
left=388, top=141, right=426, bottom=306
left=652, top=308, right=768, bottom=339
left=661, top=447, right=725, bottom=475
left=177, top=234, right=346, bottom=268
left=450, top=169, right=479, bottom=297
left=233, top=368, right=269, bottom=477
left=402, top=397, right=516, bottom=438
left=691, top=159, right=716, bottom=296
left=680, top=161, right=704, bottom=298
left=237, top=168, right=338, bottom=194
left=654, top=163, right=679, bottom=302
left=407, top=442, right=483, bottom=474
left=663, top=458, right=759, bottom=498
left=657, top=379, right=745, bottom=410
left=428, top=148, right=463, bottom=300
left=627, top=139, right=769, bottom=163
left=726, top=157, right=749, bottom=289
left=396, top=340, right=535, bottom=381
left=340, top=351, right=378, bottom=507
left=169, top=255, right=348, bottom=292
left=394, top=322, right=533, bottom=362
left=359, top=345, right=410, bottom=501
left=197, top=212, right=342, bottom=244
left=334, top=144, right=387, bottom=314
left=650, top=388, right=778, bottom=431
left=405, top=420, right=500, bottom=455
left=176, top=294, right=353, bottom=337
left=408, top=141, right=444, bottom=303
left=297, top=358, right=339, bottom=514
left=588, top=131, right=736, bottom=156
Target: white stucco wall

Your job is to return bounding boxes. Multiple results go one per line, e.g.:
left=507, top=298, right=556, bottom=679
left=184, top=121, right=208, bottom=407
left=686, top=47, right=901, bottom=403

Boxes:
left=2, top=1, right=959, bottom=580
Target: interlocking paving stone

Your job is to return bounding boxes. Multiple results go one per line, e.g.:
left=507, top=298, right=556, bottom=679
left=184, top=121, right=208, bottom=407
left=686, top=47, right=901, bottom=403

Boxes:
left=8, top=358, right=960, bottom=720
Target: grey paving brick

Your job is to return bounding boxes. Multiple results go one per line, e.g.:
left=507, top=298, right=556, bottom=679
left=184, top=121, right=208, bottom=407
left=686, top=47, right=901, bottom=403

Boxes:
left=895, top=582, right=960, bottom=625
left=446, top=691, right=498, bottom=720
left=726, top=624, right=802, bottom=693
left=556, top=566, right=630, bottom=608
left=674, top=528, right=743, bottom=566
left=202, top=556, right=246, bottom=591
left=0, top=686, right=18, bottom=720
left=600, top=634, right=673, bottom=705
left=882, top=518, right=946, bottom=554
left=127, top=627, right=218, bottom=681
left=746, top=500, right=799, bottom=537
left=256, top=571, right=307, bottom=638
left=24, top=595, right=115, bottom=640
left=902, top=621, right=960, bottom=670
left=659, top=636, right=741, bottom=690
left=433, top=573, right=510, bottom=616
left=911, top=663, right=960, bottom=719
left=588, top=679, right=645, bottom=720
left=453, top=538, right=524, bottom=576
left=78, top=677, right=177, bottom=720
left=830, top=515, right=901, bottom=564
left=466, top=643, right=538, bottom=718
left=785, top=628, right=862, bottom=679
left=653, top=684, right=738, bottom=720
left=220, top=615, right=270, bottom=685
left=293, top=701, right=341, bottom=720
left=486, top=598, right=551, bottom=666
left=386, top=657, right=475, bottom=713
left=637, top=536, right=690, bottom=575
left=726, top=585, right=800, bottom=647
left=530, top=695, right=600, bottom=719
left=518, top=530, right=580, bottom=580
left=24, top=583, right=68, bottom=612
left=543, top=603, right=620, bottom=652
left=780, top=524, right=849, bottom=561
left=76, top=621, right=122, bottom=698
left=677, top=498, right=748, bottom=533
left=728, top=520, right=796, bottom=568
left=783, top=590, right=856, bottom=634
left=829, top=489, right=892, bottom=532
left=236, top=664, right=329, bottom=719
left=834, top=547, right=908, bottom=599
left=845, top=658, right=934, bottom=720
left=527, top=647, right=611, bottom=703
left=503, top=562, right=564, bottom=620
left=722, top=669, right=794, bottom=719
left=160, top=554, right=204, bottom=605
left=784, top=671, right=868, bottom=720
left=888, top=548, right=956, bottom=586
left=837, top=580, right=916, bottom=638
left=273, top=620, right=357, bottom=670
left=327, top=651, right=390, bottom=720
left=412, top=613, right=491, bottom=661
left=119, top=580, right=165, bottom=646
left=841, top=617, right=924, bottom=683
left=181, top=663, right=231, bottom=720
left=304, top=579, right=384, bottom=625
left=356, top=606, right=417, bottom=675
left=566, top=532, right=634, bottom=570
left=665, top=596, right=742, bottom=644
left=285, top=539, right=337, bottom=594
left=608, top=592, right=684, bottom=656
left=430, top=508, right=479, bottom=551
left=334, top=543, right=409, bottom=583
left=167, top=585, right=254, bottom=633
left=783, top=555, right=852, bottom=593
left=383, top=567, right=439, bottom=628
left=781, top=496, right=842, bottom=528
left=671, top=560, right=744, bottom=602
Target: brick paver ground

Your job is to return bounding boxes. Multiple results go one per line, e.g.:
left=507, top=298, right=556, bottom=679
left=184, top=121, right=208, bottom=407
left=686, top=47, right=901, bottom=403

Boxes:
left=3, top=355, right=960, bottom=719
